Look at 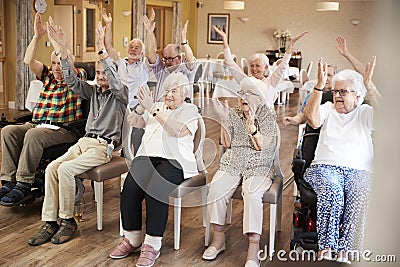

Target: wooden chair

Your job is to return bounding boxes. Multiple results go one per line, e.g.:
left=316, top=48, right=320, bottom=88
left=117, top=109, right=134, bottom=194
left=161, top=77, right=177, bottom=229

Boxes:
left=205, top=123, right=284, bottom=258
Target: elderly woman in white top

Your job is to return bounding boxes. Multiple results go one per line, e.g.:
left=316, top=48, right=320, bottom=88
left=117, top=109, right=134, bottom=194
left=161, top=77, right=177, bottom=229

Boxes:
left=213, top=26, right=308, bottom=107
left=110, top=72, right=200, bottom=267
left=303, top=57, right=380, bottom=263
left=203, top=77, right=277, bottom=267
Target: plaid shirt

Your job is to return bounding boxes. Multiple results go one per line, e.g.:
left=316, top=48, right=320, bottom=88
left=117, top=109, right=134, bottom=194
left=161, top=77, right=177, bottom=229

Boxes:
left=32, top=65, right=86, bottom=123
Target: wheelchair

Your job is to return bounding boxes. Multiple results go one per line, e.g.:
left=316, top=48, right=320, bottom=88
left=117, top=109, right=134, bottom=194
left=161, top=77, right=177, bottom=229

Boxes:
left=0, top=62, right=95, bottom=205
left=289, top=91, right=333, bottom=252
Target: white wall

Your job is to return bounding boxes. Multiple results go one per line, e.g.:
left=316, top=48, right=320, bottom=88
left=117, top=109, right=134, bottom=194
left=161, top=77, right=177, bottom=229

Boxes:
left=196, top=0, right=378, bottom=79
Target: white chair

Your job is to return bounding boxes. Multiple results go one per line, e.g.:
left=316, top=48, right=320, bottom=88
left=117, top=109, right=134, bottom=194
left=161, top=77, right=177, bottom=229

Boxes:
left=240, top=57, right=250, bottom=76
left=25, top=80, right=43, bottom=112
left=197, top=61, right=211, bottom=108
left=205, top=123, right=284, bottom=258
left=216, top=51, right=224, bottom=59
left=170, top=116, right=208, bottom=250
left=298, top=69, right=310, bottom=112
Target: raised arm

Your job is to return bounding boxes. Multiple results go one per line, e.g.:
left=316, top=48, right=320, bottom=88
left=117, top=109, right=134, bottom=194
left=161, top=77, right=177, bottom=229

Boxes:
left=363, top=56, right=381, bottom=109
left=212, top=25, right=242, bottom=82
left=286, top=31, right=308, bottom=55
left=143, top=9, right=157, bottom=64
left=336, top=35, right=365, bottom=75
left=101, top=8, right=119, bottom=61
left=304, top=58, right=328, bottom=129
left=24, top=12, right=46, bottom=77
left=181, top=20, right=196, bottom=71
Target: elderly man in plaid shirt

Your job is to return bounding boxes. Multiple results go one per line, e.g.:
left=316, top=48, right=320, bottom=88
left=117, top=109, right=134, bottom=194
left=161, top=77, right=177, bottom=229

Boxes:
left=0, top=13, right=84, bottom=206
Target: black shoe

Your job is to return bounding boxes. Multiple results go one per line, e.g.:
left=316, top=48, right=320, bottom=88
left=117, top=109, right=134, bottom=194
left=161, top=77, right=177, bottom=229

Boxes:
left=28, top=222, right=60, bottom=246
left=0, top=183, right=34, bottom=206
left=51, top=219, right=77, bottom=244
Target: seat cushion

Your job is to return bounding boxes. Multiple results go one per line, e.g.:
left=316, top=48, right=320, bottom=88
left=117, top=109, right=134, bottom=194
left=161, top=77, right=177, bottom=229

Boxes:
left=170, top=173, right=206, bottom=198
left=75, top=156, right=130, bottom=182
left=232, top=174, right=283, bottom=204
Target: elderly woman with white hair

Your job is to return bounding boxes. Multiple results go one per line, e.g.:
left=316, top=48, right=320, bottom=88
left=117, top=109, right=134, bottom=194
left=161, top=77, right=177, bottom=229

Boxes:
left=203, top=77, right=277, bottom=266
left=110, top=72, right=200, bottom=267
left=213, top=26, right=308, bottom=107
left=303, top=57, right=380, bottom=263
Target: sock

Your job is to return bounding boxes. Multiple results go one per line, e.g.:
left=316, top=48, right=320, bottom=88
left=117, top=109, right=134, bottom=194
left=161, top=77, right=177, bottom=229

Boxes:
left=143, top=234, right=162, bottom=251
left=210, top=227, right=225, bottom=249
left=46, top=221, right=59, bottom=229
left=124, top=230, right=143, bottom=247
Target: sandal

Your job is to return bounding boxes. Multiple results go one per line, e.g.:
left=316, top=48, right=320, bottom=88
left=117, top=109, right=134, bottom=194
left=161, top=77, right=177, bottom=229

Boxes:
left=0, top=183, right=34, bottom=206
left=0, top=182, right=16, bottom=198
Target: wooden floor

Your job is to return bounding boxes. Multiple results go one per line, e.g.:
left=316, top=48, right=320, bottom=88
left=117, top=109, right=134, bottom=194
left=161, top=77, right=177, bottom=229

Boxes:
left=0, top=92, right=305, bottom=267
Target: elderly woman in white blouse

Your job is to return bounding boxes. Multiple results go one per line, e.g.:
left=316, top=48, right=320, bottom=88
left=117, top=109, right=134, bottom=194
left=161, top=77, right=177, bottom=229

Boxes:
left=203, top=77, right=277, bottom=267
left=213, top=26, right=308, bottom=107
left=110, top=72, right=200, bottom=267
left=303, top=57, right=380, bottom=263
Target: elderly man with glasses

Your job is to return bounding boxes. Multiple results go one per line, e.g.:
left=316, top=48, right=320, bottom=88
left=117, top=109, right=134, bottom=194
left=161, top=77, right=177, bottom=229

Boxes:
left=303, top=57, right=380, bottom=264
left=143, top=8, right=197, bottom=102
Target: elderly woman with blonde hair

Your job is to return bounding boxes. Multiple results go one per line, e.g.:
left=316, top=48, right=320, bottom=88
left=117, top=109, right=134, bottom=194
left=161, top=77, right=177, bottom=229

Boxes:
left=203, top=76, right=277, bottom=266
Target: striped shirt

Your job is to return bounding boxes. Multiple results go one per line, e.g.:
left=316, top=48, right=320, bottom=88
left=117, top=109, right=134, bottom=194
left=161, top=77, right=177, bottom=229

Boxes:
left=32, top=65, right=85, bottom=123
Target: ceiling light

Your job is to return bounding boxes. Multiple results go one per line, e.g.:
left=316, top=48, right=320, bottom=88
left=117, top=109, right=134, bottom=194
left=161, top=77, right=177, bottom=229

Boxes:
left=238, top=17, right=249, bottom=23
left=349, top=19, right=361, bottom=26
left=224, top=1, right=245, bottom=10
left=316, top=2, right=339, bottom=11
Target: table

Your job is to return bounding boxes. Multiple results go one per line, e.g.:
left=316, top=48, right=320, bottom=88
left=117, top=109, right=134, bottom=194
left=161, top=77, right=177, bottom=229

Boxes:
left=269, top=66, right=300, bottom=80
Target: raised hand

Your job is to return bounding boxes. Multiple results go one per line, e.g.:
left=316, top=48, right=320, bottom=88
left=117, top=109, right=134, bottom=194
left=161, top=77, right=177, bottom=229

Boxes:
left=212, top=25, right=227, bottom=41
left=316, top=58, right=328, bottom=89
left=181, top=20, right=189, bottom=43
left=143, top=8, right=155, bottom=33
left=96, top=22, right=106, bottom=51
left=137, top=86, right=154, bottom=112
left=46, top=16, right=61, bottom=50
left=288, top=31, right=309, bottom=48
left=336, top=35, right=349, bottom=57
left=34, top=12, right=47, bottom=39
left=101, top=8, right=112, bottom=26
left=364, top=56, right=376, bottom=91
left=283, top=116, right=295, bottom=127
left=211, top=98, right=230, bottom=122
left=47, top=22, right=67, bottom=49
left=245, top=108, right=257, bottom=135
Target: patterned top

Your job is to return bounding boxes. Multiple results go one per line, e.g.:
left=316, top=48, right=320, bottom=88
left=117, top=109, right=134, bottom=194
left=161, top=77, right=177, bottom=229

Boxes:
left=219, top=105, right=277, bottom=179
left=32, top=65, right=85, bottom=123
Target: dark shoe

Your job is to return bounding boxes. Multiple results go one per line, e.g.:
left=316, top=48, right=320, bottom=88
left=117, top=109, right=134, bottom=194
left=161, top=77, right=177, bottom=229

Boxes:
left=0, top=182, right=16, bottom=198
left=110, top=237, right=142, bottom=259
left=51, top=219, right=77, bottom=244
left=28, top=222, right=59, bottom=246
left=0, top=183, right=34, bottom=206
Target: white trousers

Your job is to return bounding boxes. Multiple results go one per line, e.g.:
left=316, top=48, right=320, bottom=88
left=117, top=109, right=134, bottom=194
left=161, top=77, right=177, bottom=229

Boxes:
left=42, top=137, right=111, bottom=221
left=207, top=170, right=272, bottom=235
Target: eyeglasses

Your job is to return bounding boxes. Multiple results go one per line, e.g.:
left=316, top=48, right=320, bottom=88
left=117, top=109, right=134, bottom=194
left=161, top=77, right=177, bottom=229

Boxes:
left=331, top=89, right=356, bottom=96
left=237, top=90, right=259, bottom=97
left=162, top=55, right=180, bottom=62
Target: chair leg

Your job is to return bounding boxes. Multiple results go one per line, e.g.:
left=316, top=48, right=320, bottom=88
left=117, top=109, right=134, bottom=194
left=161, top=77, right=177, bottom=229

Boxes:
left=205, top=206, right=211, bottom=246
left=269, top=203, right=277, bottom=259
left=174, top=197, right=181, bottom=250
left=226, top=198, right=233, bottom=225
left=277, top=194, right=283, bottom=232
left=293, top=180, right=298, bottom=197
left=120, top=173, right=127, bottom=236
left=201, top=186, right=208, bottom=228
left=94, top=181, right=103, bottom=231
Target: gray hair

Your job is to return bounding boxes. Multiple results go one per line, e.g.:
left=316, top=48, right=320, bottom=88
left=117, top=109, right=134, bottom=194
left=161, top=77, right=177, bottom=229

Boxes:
left=162, top=72, right=189, bottom=97
left=129, top=38, right=145, bottom=56
left=239, top=76, right=267, bottom=105
left=248, top=53, right=269, bottom=67
left=332, top=69, right=366, bottom=106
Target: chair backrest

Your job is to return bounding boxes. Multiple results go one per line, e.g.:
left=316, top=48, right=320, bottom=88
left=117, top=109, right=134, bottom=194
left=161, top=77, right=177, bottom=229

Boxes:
left=216, top=52, right=224, bottom=59
left=273, top=122, right=283, bottom=180
left=306, top=61, right=313, bottom=77
left=299, top=69, right=309, bottom=86
left=274, top=58, right=283, bottom=67
left=231, top=54, right=237, bottom=63
left=193, top=116, right=207, bottom=173
left=194, top=63, right=203, bottom=84
left=240, top=57, right=250, bottom=76
left=180, top=52, right=186, bottom=63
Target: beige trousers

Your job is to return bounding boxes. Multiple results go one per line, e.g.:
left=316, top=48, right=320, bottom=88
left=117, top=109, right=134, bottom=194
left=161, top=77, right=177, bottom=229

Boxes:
left=42, top=137, right=111, bottom=221
left=207, top=170, right=272, bottom=235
